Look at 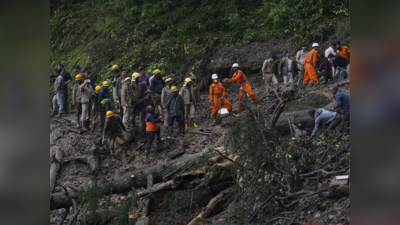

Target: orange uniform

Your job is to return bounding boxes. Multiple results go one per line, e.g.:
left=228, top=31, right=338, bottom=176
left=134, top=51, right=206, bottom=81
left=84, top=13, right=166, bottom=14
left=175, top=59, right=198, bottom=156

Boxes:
left=230, top=69, right=257, bottom=109
left=303, top=49, right=318, bottom=85
left=336, top=46, right=350, bottom=58
left=209, top=81, right=232, bottom=116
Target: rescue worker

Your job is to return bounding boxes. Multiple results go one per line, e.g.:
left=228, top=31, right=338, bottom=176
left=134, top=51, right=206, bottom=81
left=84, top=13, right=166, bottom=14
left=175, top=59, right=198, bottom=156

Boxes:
left=98, top=81, right=112, bottom=131
left=52, top=69, right=65, bottom=117
left=318, top=57, right=335, bottom=84
left=325, top=42, right=336, bottom=58
left=191, top=76, right=201, bottom=104
left=330, top=86, right=350, bottom=123
left=80, top=76, right=94, bottom=131
left=161, top=78, right=173, bottom=133
left=150, top=69, right=166, bottom=114
left=138, top=66, right=150, bottom=96
left=121, top=77, right=133, bottom=131
left=145, top=105, right=162, bottom=158
left=209, top=74, right=233, bottom=123
left=73, top=65, right=82, bottom=75
left=165, top=86, right=185, bottom=138
left=328, top=54, right=350, bottom=80
left=110, top=64, right=120, bottom=104
left=57, top=64, right=72, bottom=113
left=115, top=69, right=127, bottom=116
left=72, top=74, right=83, bottom=127
left=131, top=72, right=142, bottom=127
left=262, top=55, right=278, bottom=95
left=224, top=63, right=258, bottom=110
left=179, top=78, right=198, bottom=128
left=82, top=66, right=95, bottom=89
left=295, top=43, right=308, bottom=87
left=92, top=86, right=101, bottom=124
left=303, top=43, right=319, bottom=88
left=101, top=111, right=129, bottom=159
left=308, top=109, right=343, bottom=138
left=135, top=90, right=154, bottom=143
left=335, top=41, right=350, bottom=58
left=278, top=50, right=298, bottom=83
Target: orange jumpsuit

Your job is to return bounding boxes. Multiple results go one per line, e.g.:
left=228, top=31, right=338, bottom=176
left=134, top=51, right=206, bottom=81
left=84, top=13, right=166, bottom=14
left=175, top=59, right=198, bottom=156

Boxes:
left=230, top=69, right=257, bottom=109
left=303, top=49, right=318, bottom=85
left=209, top=81, right=232, bottom=116
left=336, top=46, right=350, bottom=58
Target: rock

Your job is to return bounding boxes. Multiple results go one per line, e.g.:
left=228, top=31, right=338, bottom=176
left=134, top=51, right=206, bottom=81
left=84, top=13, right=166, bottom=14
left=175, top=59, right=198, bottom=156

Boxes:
left=314, top=212, right=321, bottom=218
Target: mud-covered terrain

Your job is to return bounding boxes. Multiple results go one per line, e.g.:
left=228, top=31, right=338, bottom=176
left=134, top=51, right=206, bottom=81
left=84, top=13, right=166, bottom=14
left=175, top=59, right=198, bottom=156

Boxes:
left=50, top=72, right=350, bottom=225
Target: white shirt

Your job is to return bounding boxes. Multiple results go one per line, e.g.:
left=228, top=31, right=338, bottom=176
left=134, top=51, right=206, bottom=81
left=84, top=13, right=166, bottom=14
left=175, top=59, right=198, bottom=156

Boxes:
left=325, top=47, right=336, bottom=58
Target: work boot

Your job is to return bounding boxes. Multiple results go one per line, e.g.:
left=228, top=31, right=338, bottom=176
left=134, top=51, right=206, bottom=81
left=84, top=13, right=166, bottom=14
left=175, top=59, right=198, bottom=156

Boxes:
left=81, top=121, right=88, bottom=131
left=76, top=115, right=81, bottom=128
left=164, top=126, right=168, bottom=134
left=179, top=125, right=185, bottom=136
left=168, top=126, right=175, bottom=138
left=86, top=121, right=91, bottom=131
left=110, top=148, right=115, bottom=160
left=193, top=118, right=199, bottom=128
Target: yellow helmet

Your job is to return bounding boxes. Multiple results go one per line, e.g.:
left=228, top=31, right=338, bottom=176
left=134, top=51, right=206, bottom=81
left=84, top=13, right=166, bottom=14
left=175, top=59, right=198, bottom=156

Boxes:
left=171, top=86, right=178, bottom=92
left=106, top=111, right=114, bottom=118
left=111, top=64, right=119, bottom=71
left=132, top=72, right=140, bottom=80
left=154, top=69, right=161, bottom=75
left=75, top=75, right=82, bottom=80
left=102, top=81, right=110, bottom=87
left=165, top=78, right=172, bottom=82
left=184, top=78, right=192, bottom=85
left=95, top=86, right=102, bottom=93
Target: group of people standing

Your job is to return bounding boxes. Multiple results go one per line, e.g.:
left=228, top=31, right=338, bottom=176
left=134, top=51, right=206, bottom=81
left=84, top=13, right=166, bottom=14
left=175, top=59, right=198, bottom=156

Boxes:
left=262, top=41, right=350, bottom=89
left=51, top=40, right=350, bottom=158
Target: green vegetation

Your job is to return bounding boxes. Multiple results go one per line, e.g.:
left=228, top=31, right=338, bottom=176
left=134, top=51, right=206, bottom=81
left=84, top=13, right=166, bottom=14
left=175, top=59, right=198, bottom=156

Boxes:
left=50, top=0, right=349, bottom=90
left=284, top=93, right=331, bottom=112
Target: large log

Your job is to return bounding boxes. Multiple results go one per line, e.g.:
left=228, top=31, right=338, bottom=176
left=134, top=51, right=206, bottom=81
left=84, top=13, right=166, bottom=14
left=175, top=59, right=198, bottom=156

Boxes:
left=50, top=151, right=218, bottom=210
left=274, top=101, right=336, bottom=133
left=187, top=186, right=233, bottom=225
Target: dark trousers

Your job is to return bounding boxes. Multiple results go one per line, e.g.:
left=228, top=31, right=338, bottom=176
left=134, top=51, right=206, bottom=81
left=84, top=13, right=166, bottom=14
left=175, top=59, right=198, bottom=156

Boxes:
left=63, top=88, right=69, bottom=112
left=141, top=114, right=146, bottom=139
left=99, top=111, right=106, bottom=129
left=320, top=69, right=332, bottom=83
left=327, top=114, right=343, bottom=134
left=168, top=116, right=184, bottom=126
left=146, top=127, right=160, bottom=155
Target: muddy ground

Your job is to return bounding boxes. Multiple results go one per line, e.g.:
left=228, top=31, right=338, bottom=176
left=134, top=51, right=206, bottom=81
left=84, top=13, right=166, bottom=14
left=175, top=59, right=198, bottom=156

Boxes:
left=50, top=72, right=350, bottom=224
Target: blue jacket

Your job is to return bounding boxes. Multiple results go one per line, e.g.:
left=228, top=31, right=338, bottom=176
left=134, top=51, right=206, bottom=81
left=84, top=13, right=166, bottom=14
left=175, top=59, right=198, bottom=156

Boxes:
left=311, top=109, right=337, bottom=137
left=98, top=88, right=111, bottom=112
left=145, top=112, right=160, bottom=123
left=333, top=90, right=350, bottom=113
left=138, top=75, right=150, bottom=93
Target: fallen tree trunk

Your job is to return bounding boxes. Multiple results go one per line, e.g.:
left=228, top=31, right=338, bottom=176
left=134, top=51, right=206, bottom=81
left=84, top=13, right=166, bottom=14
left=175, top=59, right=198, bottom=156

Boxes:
left=187, top=186, right=233, bottom=225
left=50, top=151, right=219, bottom=210
left=137, top=167, right=232, bottom=198
left=274, top=101, right=336, bottom=133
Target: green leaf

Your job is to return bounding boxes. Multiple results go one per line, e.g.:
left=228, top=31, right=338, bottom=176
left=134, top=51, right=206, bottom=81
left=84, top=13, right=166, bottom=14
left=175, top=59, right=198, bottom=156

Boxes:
left=319, top=8, right=323, bottom=14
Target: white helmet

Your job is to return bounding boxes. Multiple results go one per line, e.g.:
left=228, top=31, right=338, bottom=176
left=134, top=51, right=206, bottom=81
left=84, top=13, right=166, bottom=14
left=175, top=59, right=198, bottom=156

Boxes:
left=232, top=63, right=239, bottom=68
left=312, top=43, right=319, bottom=47
left=212, top=74, right=218, bottom=79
